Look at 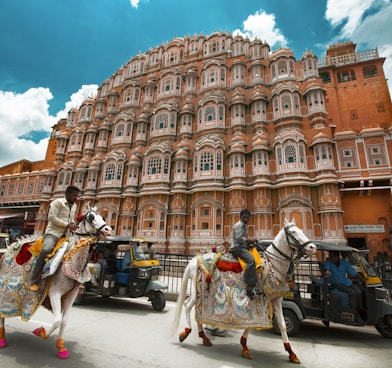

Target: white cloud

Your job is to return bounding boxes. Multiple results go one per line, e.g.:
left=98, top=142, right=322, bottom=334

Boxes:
left=56, top=84, right=98, bottom=120
left=0, top=88, right=55, bottom=167
left=130, top=0, right=141, bottom=8
left=325, top=0, right=392, bottom=96
left=325, top=0, right=376, bottom=38
left=232, top=10, right=287, bottom=48
left=0, top=85, right=98, bottom=168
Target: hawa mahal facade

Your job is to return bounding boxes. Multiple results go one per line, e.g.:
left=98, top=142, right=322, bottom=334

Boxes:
left=0, top=33, right=391, bottom=261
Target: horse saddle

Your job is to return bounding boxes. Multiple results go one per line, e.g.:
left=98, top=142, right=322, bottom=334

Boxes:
left=215, top=248, right=263, bottom=273
left=15, top=237, right=68, bottom=266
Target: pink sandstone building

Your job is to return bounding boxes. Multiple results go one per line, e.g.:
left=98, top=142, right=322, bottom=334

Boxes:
left=0, top=33, right=391, bottom=262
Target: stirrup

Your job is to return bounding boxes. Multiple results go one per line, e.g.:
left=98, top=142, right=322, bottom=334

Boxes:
left=30, top=284, right=39, bottom=292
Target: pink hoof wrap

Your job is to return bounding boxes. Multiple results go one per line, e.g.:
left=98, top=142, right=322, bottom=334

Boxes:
left=56, top=338, right=69, bottom=359
left=57, top=350, right=69, bottom=359
left=0, top=327, right=6, bottom=347
left=33, top=327, right=48, bottom=339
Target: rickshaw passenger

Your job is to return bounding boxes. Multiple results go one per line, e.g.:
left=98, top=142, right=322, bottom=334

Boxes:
left=88, top=251, right=107, bottom=286
left=122, top=249, right=131, bottom=271
left=133, top=242, right=146, bottom=260
left=147, top=242, right=155, bottom=259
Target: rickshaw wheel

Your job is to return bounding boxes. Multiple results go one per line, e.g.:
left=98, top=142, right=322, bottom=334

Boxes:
left=150, top=290, right=166, bottom=311
left=375, top=314, right=392, bottom=338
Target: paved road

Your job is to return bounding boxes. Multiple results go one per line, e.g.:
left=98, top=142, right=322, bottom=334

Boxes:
left=0, top=296, right=391, bottom=368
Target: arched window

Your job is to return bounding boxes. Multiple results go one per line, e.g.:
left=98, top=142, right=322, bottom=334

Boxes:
left=285, top=145, right=297, bottom=163
left=147, top=156, right=161, bottom=175
left=141, top=152, right=171, bottom=183
left=194, top=147, right=223, bottom=178
left=252, top=151, right=269, bottom=175
left=151, top=111, right=176, bottom=137
left=201, top=152, right=213, bottom=171
left=116, top=124, right=124, bottom=137
left=105, top=164, right=116, bottom=180
left=102, top=161, right=124, bottom=186
left=206, top=106, right=216, bottom=121
left=276, top=140, right=307, bottom=172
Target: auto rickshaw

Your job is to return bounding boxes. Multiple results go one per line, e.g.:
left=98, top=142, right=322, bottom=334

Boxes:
left=272, top=241, right=392, bottom=338
left=74, top=237, right=168, bottom=311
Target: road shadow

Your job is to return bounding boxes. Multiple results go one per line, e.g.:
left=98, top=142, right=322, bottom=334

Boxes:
left=0, top=330, right=95, bottom=368
left=74, top=295, right=170, bottom=316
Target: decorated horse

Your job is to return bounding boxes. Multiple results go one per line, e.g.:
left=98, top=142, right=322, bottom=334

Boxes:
left=171, top=219, right=317, bottom=364
left=0, top=204, right=112, bottom=358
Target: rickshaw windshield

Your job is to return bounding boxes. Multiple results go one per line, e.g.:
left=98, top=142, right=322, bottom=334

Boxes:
left=346, top=252, right=377, bottom=277
left=358, top=256, right=378, bottom=276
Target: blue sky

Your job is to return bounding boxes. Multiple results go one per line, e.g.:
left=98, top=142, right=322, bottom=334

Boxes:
left=0, top=0, right=391, bottom=167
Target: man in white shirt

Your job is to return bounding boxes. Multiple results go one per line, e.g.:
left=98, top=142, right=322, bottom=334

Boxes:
left=30, top=185, right=80, bottom=291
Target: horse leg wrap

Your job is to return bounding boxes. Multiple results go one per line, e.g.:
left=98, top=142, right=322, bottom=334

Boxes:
left=56, top=338, right=69, bottom=359
left=240, top=336, right=253, bottom=359
left=179, top=327, right=191, bottom=342
left=198, top=330, right=212, bottom=346
left=0, top=327, right=6, bottom=348
left=33, top=327, right=48, bottom=339
left=284, top=342, right=300, bottom=364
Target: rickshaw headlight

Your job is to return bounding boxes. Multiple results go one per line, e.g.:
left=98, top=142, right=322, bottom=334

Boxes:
left=138, top=269, right=150, bottom=278
left=375, top=287, right=388, bottom=300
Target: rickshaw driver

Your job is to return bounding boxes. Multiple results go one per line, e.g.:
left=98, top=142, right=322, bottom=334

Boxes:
left=121, top=241, right=145, bottom=272
left=133, top=241, right=146, bottom=260
left=324, top=250, right=364, bottom=322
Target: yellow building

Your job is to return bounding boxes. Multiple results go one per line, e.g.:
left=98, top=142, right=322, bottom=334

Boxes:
left=0, top=34, right=391, bottom=261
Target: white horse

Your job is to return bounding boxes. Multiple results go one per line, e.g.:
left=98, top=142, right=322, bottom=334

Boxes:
left=0, top=205, right=112, bottom=358
left=171, top=219, right=317, bottom=364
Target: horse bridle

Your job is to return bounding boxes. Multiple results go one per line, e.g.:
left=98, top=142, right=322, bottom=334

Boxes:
left=75, top=210, right=107, bottom=236
left=268, top=223, right=312, bottom=261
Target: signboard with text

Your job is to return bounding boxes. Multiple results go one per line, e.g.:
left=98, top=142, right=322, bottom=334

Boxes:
left=344, top=224, right=385, bottom=233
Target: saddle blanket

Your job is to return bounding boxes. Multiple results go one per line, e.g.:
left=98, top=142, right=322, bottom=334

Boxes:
left=0, top=238, right=49, bottom=320
left=195, top=253, right=272, bottom=330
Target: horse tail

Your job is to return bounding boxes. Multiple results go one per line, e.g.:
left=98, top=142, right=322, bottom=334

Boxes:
left=170, top=257, right=194, bottom=336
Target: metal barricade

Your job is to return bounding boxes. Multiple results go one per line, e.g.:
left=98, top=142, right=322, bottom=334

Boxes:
left=380, top=264, right=392, bottom=300
left=155, top=253, right=195, bottom=300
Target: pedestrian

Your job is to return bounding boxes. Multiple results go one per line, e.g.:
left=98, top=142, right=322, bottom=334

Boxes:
left=30, top=185, right=80, bottom=291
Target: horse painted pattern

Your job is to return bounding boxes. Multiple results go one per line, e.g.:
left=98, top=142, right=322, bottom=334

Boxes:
left=195, top=252, right=272, bottom=330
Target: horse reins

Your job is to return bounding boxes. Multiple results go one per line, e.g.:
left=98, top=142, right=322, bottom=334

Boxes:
left=75, top=211, right=106, bottom=236
left=267, top=224, right=312, bottom=261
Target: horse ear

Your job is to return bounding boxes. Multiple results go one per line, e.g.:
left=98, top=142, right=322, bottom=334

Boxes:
left=284, top=218, right=289, bottom=226
left=84, top=202, right=91, bottom=212
left=291, top=218, right=296, bottom=225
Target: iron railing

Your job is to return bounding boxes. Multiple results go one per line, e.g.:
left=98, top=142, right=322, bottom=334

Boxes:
left=155, top=253, right=195, bottom=300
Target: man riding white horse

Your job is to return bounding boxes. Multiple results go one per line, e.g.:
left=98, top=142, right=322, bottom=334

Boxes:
left=0, top=204, right=112, bottom=359
left=171, top=219, right=318, bottom=363
left=229, top=209, right=260, bottom=298
left=30, top=185, right=80, bottom=292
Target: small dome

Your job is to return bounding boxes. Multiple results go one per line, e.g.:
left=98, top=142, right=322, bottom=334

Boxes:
left=310, top=131, right=332, bottom=146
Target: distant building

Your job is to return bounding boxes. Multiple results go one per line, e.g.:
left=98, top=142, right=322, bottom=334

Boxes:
left=0, top=34, right=391, bottom=262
